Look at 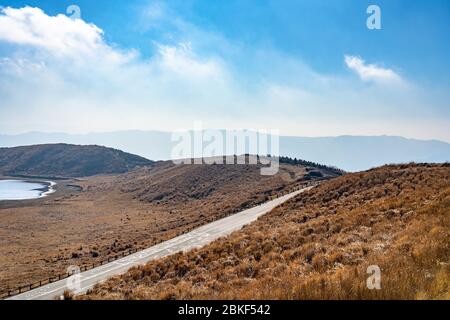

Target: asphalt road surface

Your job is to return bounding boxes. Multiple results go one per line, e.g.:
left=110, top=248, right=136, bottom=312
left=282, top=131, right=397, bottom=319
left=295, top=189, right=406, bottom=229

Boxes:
left=8, top=186, right=312, bottom=300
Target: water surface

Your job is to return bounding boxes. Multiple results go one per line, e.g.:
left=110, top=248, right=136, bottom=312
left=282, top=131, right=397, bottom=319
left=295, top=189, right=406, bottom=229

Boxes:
left=0, top=180, right=54, bottom=200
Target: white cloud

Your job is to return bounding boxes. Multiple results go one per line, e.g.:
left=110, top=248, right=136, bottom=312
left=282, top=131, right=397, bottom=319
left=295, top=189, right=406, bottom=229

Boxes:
left=0, top=7, right=100, bottom=52
left=0, top=6, right=131, bottom=63
left=345, top=55, right=402, bottom=84
left=0, top=6, right=234, bottom=133
left=0, top=6, right=447, bottom=142
left=155, top=42, right=225, bottom=80
left=0, top=6, right=226, bottom=84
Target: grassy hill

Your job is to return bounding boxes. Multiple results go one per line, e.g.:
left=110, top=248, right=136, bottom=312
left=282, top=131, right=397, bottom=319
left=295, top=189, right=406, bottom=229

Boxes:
left=116, top=155, right=342, bottom=210
left=0, top=144, right=153, bottom=178
left=0, top=155, right=341, bottom=294
left=79, top=163, right=449, bottom=300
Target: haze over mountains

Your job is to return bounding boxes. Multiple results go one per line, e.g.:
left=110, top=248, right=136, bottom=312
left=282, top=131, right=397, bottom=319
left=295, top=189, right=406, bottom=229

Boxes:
left=1, top=131, right=449, bottom=172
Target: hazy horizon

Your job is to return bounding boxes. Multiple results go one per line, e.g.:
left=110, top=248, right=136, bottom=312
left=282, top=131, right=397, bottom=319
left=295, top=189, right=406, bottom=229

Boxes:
left=2, top=130, right=449, bottom=171
left=1, top=129, right=450, bottom=144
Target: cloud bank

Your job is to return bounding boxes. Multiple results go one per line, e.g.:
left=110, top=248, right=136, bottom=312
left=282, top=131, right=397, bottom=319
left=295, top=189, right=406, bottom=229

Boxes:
left=0, top=6, right=448, bottom=142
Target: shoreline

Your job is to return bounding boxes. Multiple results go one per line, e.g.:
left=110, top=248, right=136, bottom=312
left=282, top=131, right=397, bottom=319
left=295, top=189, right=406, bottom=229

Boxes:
left=39, top=181, right=56, bottom=198
left=29, top=180, right=56, bottom=198
left=0, top=179, right=56, bottom=200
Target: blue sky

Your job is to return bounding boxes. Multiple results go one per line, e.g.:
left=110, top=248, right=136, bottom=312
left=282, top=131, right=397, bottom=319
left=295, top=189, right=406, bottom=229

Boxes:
left=0, top=0, right=449, bottom=141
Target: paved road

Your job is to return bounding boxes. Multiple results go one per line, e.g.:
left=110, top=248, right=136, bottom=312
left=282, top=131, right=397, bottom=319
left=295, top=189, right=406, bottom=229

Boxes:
left=7, top=186, right=312, bottom=300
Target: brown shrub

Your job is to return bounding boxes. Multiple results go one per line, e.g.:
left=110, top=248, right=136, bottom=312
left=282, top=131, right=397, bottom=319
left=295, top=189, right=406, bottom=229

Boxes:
left=79, top=164, right=450, bottom=300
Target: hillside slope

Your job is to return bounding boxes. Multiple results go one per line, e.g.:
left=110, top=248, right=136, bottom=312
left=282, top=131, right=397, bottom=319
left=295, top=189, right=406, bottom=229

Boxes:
left=115, top=156, right=342, bottom=211
left=0, top=156, right=341, bottom=294
left=80, top=163, right=450, bottom=300
left=0, top=144, right=153, bottom=177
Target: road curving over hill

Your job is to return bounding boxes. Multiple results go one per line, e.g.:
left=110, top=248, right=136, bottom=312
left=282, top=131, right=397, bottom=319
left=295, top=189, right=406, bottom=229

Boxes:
left=7, top=186, right=313, bottom=300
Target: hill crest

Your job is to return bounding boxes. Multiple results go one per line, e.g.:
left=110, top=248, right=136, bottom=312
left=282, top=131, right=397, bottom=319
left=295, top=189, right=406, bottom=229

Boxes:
left=0, top=143, right=153, bottom=178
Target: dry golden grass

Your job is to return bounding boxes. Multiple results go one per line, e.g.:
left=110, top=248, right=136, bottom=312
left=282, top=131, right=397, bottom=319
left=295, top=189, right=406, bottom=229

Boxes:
left=0, top=159, right=334, bottom=293
left=79, top=163, right=449, bottom=300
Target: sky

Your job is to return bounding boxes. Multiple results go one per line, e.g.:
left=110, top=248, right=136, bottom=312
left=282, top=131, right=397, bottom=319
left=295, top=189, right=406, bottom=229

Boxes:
left=0, top=0, right=449, bottom=141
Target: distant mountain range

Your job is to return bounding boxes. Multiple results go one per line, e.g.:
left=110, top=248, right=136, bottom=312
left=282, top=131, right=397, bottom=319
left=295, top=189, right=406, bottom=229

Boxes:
left=0, top=131, right=449, bottom=172
left=0, top=143, right=153, bottom=178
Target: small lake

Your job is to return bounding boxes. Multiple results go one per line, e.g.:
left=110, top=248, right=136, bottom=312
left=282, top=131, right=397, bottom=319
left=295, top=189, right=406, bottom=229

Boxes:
left=0, top=180, right=55, bottom=201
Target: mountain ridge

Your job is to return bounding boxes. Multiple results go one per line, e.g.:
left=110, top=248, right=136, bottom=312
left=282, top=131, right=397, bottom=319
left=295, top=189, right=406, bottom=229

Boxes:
left=1, top=131, right=449, bottom=171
